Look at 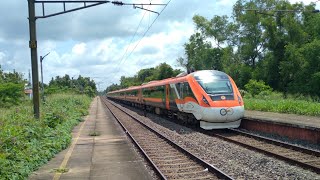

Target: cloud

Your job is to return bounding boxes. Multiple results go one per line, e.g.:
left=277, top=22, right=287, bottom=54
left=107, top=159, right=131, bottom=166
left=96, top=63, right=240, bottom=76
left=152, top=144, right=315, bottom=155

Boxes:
left=0, top=52, right=6, bottom=65
left=72, top=43, right=86, bottom=55
left=0, top=0, right=237, bottom=90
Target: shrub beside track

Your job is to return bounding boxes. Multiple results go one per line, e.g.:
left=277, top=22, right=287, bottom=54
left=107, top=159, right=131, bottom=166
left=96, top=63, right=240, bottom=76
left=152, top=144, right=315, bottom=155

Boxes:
left=0, top=93, right=91, bottom=179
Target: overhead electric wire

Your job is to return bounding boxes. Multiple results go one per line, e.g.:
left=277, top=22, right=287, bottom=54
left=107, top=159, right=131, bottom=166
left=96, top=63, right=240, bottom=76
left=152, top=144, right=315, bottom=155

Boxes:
left=117, top=8, right=150, bottom=67
left=105, top=0, right=171, bottom=89
left=120, top=0, right=171, bottom=66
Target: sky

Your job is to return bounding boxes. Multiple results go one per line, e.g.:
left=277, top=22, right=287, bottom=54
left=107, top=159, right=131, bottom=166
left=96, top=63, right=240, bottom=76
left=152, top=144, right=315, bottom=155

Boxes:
left=0, top=0, right=318, bottom=91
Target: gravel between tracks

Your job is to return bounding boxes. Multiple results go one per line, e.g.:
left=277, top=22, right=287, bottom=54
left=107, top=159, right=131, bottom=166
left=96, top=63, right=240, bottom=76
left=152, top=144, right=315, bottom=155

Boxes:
left=109, top=101, right=320, bottom=179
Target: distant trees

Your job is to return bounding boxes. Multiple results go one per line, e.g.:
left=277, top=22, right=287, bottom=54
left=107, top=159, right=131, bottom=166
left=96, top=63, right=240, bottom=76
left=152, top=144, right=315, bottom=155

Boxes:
left=178, top=0, right=320, bottom=97
left=0, top=66, right=26, bottom=107
left=105, top=63, right=182, bottom=92
left=48, top=75, right=97, bottom=97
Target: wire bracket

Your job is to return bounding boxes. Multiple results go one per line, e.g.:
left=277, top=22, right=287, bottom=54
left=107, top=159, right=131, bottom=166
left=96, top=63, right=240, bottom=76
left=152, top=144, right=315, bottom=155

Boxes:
left=35, top=0, right=166, bottom=19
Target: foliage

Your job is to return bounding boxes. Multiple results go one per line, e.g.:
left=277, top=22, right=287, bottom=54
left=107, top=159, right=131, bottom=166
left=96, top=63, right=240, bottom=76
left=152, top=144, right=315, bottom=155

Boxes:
left=244, top=92, right=320, bottom=116
left=0, top=66, right=26, bottom=84
left=177, top=0, right=320, bottom=98
left=106, top=63, right=182, bottom=92
left=0, top=83, right=24, bottom=107
left=244, top=79, right=273, bottom=97
left=48, top=75, right=97, bottom=97
left=0, top=94, right=91, bottom=179
left=0, top=66, right=26, bottom=107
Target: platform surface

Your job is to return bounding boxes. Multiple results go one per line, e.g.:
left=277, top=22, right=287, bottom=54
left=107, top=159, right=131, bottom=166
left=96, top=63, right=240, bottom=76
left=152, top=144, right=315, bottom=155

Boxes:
left=29, top=97, right=153, bottom=180
left=245, top=110, right=320, bottom=130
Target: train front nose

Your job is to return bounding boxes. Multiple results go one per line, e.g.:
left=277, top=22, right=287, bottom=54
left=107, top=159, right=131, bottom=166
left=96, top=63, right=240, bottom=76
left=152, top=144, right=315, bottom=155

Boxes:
left=201, top=106, right=244, bottom=122
left=199, top=106, right=244, bottom=129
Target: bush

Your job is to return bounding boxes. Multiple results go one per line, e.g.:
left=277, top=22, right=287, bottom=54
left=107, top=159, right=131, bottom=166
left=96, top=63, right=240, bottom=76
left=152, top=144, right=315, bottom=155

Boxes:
left=244, top=79, right=273, bottom=97
left=0, top=93, right=92, bottom=179
left=0, top=83, right=24, bottom=107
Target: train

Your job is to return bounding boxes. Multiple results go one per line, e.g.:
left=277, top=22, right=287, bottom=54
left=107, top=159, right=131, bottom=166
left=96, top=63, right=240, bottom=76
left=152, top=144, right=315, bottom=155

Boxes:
left=106, top=70, right=244, bottom=130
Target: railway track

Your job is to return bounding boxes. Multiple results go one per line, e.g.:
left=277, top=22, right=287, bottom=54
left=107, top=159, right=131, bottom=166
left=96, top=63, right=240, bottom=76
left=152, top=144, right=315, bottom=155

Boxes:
left=101, top=98, right=233, bottom=180
left=208, top=128, right=320, bottom=174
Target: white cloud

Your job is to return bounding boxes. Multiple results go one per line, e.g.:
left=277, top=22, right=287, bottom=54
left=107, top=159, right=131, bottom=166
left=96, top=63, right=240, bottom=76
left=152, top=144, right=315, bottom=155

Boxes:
left=72, top=43, right=86, bottom=55
left=0, top=0, right=237, bottom=91
left=0, top=52, right=6, bottom=65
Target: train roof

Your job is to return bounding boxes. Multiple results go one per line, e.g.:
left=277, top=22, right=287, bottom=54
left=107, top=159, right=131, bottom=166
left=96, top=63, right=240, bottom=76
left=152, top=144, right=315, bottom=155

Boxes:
left=107, top=70, right=227, bottom=94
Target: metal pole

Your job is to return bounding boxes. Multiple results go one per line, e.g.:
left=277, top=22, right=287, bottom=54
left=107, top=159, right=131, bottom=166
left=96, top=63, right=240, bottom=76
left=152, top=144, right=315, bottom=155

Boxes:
left=40, top=56, right=44, bottom=101
left=40, top=52, right=50, bottom=102
left=28, top=0, right=40, bottom=119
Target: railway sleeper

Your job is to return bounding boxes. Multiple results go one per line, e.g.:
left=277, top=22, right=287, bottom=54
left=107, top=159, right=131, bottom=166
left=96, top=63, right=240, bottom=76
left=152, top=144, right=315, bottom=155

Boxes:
left=152, top=154, right=186, bottom=159
left=166, top=170, right=214, bottom=179
left=157, top=162, right=196, bottom=168
left=153, top=158, right=192, bottom=164
left=160, top=165, right=202, bottom=172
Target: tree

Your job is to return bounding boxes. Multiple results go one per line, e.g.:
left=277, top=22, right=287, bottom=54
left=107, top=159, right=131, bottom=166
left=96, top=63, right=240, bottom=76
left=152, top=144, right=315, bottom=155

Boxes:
left=48, top=74, right=97, bottom=96
left=137, top=68, right=155, bottom=83
left=105, top=63, right=182, bottom=92
left=179, top=32, right=223, bottom=71
left=0, top=66, right=25, bottom=107
left=157, top=63, right=176, bottom=80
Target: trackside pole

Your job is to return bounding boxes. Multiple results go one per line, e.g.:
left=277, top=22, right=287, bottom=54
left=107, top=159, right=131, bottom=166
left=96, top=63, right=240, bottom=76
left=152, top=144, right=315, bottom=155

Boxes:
left=28, top=0, right=40, bottom=119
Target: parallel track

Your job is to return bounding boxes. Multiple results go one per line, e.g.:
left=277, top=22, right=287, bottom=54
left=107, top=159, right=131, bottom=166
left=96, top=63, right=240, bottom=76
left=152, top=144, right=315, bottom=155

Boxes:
left=101, top=98, right=233, bottom=180
left=208, top=128, right=320, bottom=174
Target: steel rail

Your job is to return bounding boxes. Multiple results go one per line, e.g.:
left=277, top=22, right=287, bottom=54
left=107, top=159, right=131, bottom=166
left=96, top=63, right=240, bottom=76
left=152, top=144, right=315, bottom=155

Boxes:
left=105, top=97, right=320, bottom=174
left=100, top=98, right=167, bottom=180
left=102, top=97, right=233, bottom=180
left=209, top=129, right=320, bottom=174
left=230, top=128, right=320, bottom=156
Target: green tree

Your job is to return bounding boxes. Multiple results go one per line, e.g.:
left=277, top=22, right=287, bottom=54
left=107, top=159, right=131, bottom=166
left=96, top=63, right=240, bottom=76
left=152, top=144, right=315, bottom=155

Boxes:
left=0, top=66, right=26, bottom=107
left=137, top=68, right=155, bottom=83
left=106, top=63, right=181, bottom=92
left=179, top=33, right=223, bottom=71
left=48, top=75, right=97, bottom=96
left=245, top=79, right=273, bottom=97
left=0, top=83, right=24, bottom=107
left=157, top=63, right=176, bottom=80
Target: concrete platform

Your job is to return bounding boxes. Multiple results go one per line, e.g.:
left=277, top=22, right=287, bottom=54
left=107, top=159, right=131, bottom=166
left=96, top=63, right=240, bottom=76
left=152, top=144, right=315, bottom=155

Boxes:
left=242, top=110, right=320, bottom=144
left=29, top=97, right=153, bottom=180
left=245, top=110, right=320, bottom=130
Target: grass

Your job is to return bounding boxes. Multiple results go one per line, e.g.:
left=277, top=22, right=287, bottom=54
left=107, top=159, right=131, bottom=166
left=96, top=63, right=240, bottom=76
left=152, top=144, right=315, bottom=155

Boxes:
left=0, top=93, right=92, bottom=179
left=89, top=131, right=100, bottom=136
left=244, top=92, right=320, bottom=116
left=52, top=168, right=69, bottom=173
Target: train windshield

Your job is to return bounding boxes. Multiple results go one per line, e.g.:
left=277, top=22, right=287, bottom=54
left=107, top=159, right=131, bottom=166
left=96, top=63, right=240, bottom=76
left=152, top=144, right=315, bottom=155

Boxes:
left=193, top=70, right=233, bottom=95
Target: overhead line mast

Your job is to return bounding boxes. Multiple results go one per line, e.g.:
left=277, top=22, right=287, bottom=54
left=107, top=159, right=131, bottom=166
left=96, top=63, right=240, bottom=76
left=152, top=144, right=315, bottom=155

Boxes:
left=27, top=0, right=166, bottom=119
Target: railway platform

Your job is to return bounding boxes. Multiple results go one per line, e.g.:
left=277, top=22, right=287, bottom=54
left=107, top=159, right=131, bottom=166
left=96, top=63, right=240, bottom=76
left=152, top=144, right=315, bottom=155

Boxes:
left=29, top=97, right=153, bottom=180
left=242, top=110, right=320, bottom=144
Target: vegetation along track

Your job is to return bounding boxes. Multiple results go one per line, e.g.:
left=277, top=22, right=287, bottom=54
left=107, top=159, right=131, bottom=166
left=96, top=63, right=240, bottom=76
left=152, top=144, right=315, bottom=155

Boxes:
left=208, top=128, right=320, bottom=173
left=101, top=98, right=233, bottom=180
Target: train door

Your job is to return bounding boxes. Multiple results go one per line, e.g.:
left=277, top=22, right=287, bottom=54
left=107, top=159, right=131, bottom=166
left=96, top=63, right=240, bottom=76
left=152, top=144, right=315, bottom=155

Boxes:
left=169, top=83, right=181, bottom=111
left=176, top=83, right=184, bottom=111
left=165, top=84, right=170, bottom=110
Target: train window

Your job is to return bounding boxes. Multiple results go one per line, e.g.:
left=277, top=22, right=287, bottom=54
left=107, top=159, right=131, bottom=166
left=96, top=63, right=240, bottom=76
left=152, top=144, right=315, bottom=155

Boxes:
left=175, top=83, right=182, bottom=99
left=143, top=86, right=165, bottom=98
left=170, top=84, right=178, bottom=100
left=182, top=82, right=196, bottom=99
left=127, top=90, right=138, bottom=97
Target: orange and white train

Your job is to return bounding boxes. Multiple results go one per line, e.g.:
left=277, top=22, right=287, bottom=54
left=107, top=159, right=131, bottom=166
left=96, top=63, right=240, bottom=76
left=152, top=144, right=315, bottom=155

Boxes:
left=106, top=70, right=244, bottom=129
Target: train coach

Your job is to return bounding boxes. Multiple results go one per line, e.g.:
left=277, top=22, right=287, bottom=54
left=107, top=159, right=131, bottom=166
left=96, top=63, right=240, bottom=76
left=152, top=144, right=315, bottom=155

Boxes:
left=106, top=70, right=244, bottom=130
